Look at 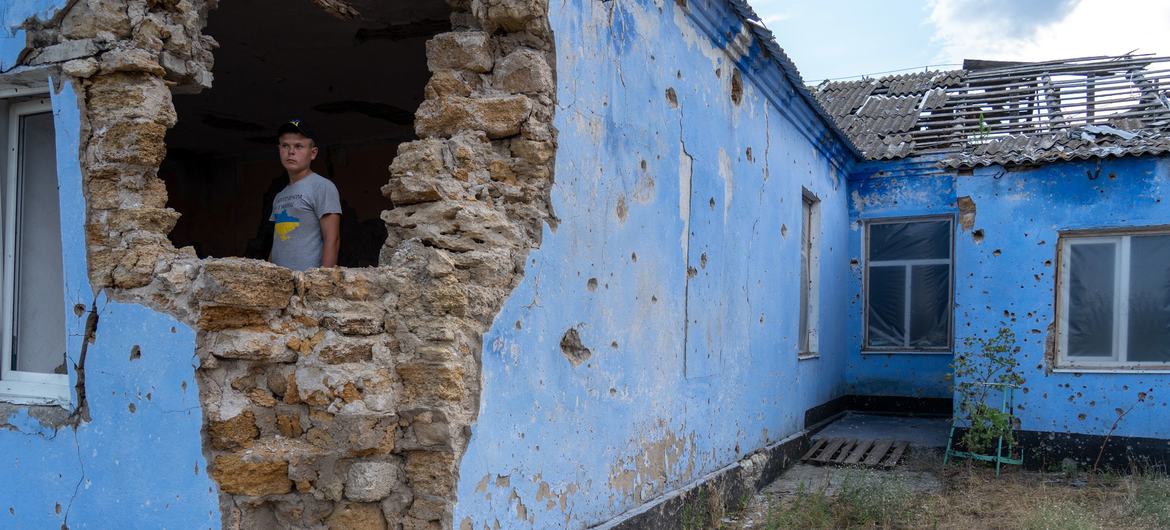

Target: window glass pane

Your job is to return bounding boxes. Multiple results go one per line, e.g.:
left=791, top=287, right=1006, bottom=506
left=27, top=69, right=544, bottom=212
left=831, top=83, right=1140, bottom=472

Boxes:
left=866, top=265, right=905, bottom=347
left=1067, top=242, right=1115, bottom=358
left=909, top=264, right=950, bottom=348
left=868, top=221, right=950, bottom=261
left=13, top=110, right=65, bottom=374
left=1127, top=235, right=1170, bottom=362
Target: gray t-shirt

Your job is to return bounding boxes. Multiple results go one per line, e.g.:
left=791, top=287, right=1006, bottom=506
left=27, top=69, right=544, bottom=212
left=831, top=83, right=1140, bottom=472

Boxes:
left=270, top=172, right=341, bottom=271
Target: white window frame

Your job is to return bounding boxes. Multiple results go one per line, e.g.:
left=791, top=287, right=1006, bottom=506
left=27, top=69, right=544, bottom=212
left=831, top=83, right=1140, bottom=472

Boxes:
left=1056, top=229, right=1170, bottom=369
left=862, top=216, right=954, bottom=352
left=0, top=96, right=70, bottom=405
left=798, top=189, right=820, bottom=358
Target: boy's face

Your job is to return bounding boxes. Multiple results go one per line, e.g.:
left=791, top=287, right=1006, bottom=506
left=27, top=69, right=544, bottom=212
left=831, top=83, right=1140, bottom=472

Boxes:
left=278, top=132, right=317, bottom=174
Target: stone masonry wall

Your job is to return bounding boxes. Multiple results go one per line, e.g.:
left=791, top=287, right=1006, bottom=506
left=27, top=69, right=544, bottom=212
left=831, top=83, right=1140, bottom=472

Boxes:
left=16, top=0, right=555, bottom=528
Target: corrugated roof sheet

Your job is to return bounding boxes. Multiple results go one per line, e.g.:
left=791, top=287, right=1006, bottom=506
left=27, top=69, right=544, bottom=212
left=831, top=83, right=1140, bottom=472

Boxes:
left=812, top=55, right=1170, bottom=167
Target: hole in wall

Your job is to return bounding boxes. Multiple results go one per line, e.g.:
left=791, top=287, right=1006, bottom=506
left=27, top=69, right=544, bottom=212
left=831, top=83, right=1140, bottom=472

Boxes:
left=559, top=328, right=591, bottom=366
left=160, top=0, right=451, bottom=267
left=730, top=69, right=743, bottom=105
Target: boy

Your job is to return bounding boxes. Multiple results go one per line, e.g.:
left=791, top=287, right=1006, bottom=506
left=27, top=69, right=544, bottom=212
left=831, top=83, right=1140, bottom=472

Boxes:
left=269, top=119, right=341, bottom=270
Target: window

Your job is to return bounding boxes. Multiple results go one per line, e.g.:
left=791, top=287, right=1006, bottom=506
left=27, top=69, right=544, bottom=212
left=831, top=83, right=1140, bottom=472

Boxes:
left=864, top=218, right=953, bottom=351
left=0, top=96, right=69, bottom=404
left=799, top=190, right=820, bottom=357
left=1057, top=230, right=1170, bottom=367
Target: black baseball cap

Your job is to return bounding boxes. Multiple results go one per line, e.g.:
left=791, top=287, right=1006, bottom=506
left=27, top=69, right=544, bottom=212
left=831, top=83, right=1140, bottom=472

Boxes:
left=277, top=118, right=318, bottom=144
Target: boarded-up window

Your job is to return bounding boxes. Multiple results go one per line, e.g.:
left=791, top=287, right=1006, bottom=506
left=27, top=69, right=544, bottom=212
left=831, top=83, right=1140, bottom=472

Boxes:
left=799, top=190, right=820, bottom=357
left=864, top=218, right=952, bottom=351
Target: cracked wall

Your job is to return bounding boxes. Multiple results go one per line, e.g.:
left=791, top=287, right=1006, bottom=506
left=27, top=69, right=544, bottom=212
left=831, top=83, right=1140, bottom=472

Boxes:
left=0, top=0, right=557, bottom=528
left=452, top=0, right=855, bottom=527
left=847, top=154, right=1170, bottom=450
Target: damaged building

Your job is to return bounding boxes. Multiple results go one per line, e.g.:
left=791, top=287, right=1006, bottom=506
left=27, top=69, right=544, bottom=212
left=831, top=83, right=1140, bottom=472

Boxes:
left=0, top=0, right=1167, bottom=528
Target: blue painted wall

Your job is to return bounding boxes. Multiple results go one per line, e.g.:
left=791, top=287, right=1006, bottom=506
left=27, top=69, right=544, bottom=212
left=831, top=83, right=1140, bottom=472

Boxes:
left=454, top=1, right=855, bottom=527
left=847, top=153, right=1170, bottom=438
left=0, top=79, right=220, bottom=528
left=955, top=156, right=1170, bottom=439
left=0, top=0, right=67, bottom=72
left=845, top=157, right=956, bottom=399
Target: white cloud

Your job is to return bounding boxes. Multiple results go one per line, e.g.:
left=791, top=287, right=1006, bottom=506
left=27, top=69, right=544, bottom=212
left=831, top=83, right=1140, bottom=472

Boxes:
left=927, top=0, right=1170, bottom=64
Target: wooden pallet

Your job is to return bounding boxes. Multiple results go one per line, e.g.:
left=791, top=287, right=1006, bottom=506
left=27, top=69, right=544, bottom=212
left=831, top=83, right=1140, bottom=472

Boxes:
left=800, top=438, right=909, bottom=468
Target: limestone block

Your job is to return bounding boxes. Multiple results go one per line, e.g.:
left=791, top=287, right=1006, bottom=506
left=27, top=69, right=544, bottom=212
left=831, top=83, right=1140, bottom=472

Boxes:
left=87, top=73, right=176, bottom=125
left=276, top=414, right=304, bottom=438
left=88, top=120, right=169, bottom=167
left=209, top=410, right=260, bottom=450
left=62, top=58, right=99, bottom=78
left=404, top=452, right=456, bottom=497
left=319, top=340, right=375, bottom=364
left=389, top=139, right=448, bottom=180
left=493, top=48, right=553, bottom=94
left=327, top=502, right=387, bottom=530
left=205, top=330, right=297, bottom=363
left=105, top=207, right=181, bottom=234
left=415, top=95, right=531, bottom=139
left=413, top=421, right=453, bottom=450
left=98, top=47, right=166, bottom=75
left=396, top=362, right=465, bottom=403
left=479, top=0, right=547, bottom=32
left=211, top=455, right=293, bottom=496
left=407, top=494, right=448, bottom=522
left=199, top=258, right=295, bottom=309
left=345, top=462, right=402, bottom=502
left=300, top=268, right=385, bottom=302
left=61, top=0, right=133, bottom=39
left=196, top=305, right=268, bottom=331
left=28, top=39, right=101, bottom=65
left=423, top=70, right=473, bottom=99
left=510, top=139, right=555, bottom=166
left=382, top=200, right=523, bottom=254
left=321, top=313, right=385, bottom=336
left=380, top=489, right=414, bottom=519
left=111, top=239, right=175, bottom=289
left=383, top=174, right=467, bottom=206
left=426, top=32, right=493, bottom=73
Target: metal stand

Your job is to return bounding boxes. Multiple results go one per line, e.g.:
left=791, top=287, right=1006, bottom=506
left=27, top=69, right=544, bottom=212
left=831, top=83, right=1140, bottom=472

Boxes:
left=944, top=383, right=1023, bottom=477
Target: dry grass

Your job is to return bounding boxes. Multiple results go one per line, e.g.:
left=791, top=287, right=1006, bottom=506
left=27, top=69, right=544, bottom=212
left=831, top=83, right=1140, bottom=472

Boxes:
left=754, top=456, right=1170, bottom=529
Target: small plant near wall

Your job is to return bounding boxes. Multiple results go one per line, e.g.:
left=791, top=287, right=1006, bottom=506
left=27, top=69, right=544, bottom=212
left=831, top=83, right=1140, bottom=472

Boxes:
left=945, top=327, right=1026, bottom=475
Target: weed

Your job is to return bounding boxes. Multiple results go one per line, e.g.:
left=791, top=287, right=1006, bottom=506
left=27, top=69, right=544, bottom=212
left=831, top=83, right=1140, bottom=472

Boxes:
left=764, top=483, right=833, bottom=530
left=681, top=482, right=728, bottom=530
left=1128, top=472, right=1170, bottom=527
left=952, top=327, right=1025, bottom=454
left=1020, top=501, right=1098, bottom=530
left=836, top=469, right=914, bottom=526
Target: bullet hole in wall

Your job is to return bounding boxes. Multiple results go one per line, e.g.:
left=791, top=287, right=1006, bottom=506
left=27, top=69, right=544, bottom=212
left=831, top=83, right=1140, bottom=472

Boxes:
left=559, top=328, right=592, bottom=366
left=730, top=70, right=743, bottom=105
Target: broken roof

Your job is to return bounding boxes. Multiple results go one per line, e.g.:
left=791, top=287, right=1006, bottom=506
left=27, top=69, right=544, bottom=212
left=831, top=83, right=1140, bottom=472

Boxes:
left=722, top=0, right=863, bottom=158
left=813, top=55, right=1170, bottom=167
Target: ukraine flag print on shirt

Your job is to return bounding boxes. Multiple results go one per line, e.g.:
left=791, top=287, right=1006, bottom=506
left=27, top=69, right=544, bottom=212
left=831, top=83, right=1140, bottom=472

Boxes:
left=273, top=209, right=301, bottom=241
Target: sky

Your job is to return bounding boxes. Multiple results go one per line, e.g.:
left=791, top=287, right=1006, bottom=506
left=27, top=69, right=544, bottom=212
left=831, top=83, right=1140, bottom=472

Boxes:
left=749, top=0, right=1170, bottom=85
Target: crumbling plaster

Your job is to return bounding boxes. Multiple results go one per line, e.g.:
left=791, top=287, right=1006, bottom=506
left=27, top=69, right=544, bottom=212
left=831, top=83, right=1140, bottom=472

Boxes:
left=845, top=156, right=956, bottom=399
left=847, top=153, right=1170, bottom=443
left=1, top=0, right=559, bottom=529
left=453, top=0, right=855, bottom=527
